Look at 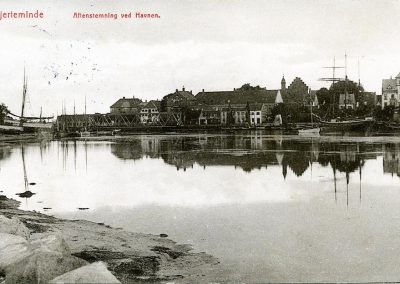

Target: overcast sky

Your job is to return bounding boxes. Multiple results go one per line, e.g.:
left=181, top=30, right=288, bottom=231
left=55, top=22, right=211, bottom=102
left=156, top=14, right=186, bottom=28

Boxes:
left=0, top=0, right=400, bottom=116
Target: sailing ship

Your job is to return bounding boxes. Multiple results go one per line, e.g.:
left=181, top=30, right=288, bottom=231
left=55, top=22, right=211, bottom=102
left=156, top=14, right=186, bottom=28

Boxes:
left=1, top=69, right=54, bottom=136
left=318, top=55, right=375, bottom=132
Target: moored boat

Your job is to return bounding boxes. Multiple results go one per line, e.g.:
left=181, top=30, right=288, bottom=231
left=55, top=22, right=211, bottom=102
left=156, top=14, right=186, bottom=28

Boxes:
left=319, top=117, right=374, bottom=132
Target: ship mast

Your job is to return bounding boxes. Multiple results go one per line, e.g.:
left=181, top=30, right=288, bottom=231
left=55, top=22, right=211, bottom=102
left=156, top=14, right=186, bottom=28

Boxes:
left=344, top=52, right=348, bottom=110
left=320, top=56, right=345, bottom=118
left=20, top=68, right=27, bottom=126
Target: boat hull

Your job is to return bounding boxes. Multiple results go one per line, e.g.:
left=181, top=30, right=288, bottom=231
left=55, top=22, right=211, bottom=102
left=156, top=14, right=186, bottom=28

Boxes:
left=320, top=119, right=374, bottom=132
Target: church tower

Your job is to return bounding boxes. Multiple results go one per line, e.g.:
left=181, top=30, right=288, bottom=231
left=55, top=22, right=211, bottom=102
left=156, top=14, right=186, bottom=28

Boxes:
left=281, top=75, right=286, bottom=91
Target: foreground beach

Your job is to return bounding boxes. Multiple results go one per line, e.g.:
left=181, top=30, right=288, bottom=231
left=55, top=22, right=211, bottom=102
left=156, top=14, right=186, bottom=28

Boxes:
left=0, top=195, right=218, bottom=283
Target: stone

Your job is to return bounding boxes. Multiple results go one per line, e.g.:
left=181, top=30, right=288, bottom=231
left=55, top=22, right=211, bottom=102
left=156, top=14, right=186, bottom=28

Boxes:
left=5, top=251, right=88, bottom=284
left=0, top=233, right=31, bottom=269
left=30, top=233, right=70, bottom=255
left=0, top=216, right=30, bottom=239
left=49, top=262, right=121, bottom=284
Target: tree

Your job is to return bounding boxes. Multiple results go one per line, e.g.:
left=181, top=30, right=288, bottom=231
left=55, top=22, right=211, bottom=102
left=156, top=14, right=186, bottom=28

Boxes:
left=316, top=87, right=330, bottom=110
left=329, top=79, right=364, bottom=104
left=237, top=83, right=263, bottom=91
left=0, top=103, right=8, bottom=124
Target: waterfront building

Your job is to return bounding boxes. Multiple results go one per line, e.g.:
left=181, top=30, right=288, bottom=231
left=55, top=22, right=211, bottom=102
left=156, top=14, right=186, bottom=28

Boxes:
left=110, top=96, right=142, bottom=114
left=197, top=104, right=220, bottom=125
left=338, top=93, right=356, bottom=109
left=381, top=74, right=400, bottom=108
left=282, top=77, right=310, bottom=106
left=196, top=88, right=283, bottom=124
left=160, top=87, right=197, bottom=113
left=140, top=100, right=161, bottom=124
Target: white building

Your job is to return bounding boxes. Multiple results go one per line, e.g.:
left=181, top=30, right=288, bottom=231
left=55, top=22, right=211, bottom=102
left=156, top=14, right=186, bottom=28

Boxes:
left=382, top=73, right=400, bottom=108
left=140, top=100, right=161, bottom=124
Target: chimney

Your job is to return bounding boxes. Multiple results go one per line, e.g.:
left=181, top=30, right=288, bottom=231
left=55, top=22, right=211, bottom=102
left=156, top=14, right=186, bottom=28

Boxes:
left=176, top=89, right=178, bottom=92
left=202, top=89, right=204, bottom=93
left=234, top=88, right=236, bottom=91
left=190, top=90, right=192, bottom=94
left=182, top=86, right=185, bottom=91
left=123, top=96, right=125, bottom=99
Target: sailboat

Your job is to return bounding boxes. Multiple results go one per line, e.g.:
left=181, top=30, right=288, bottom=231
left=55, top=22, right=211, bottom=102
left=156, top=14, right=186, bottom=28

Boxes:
left=298, top=90, right=320, bottom=135
left=2, top=69, right=54, bottom=136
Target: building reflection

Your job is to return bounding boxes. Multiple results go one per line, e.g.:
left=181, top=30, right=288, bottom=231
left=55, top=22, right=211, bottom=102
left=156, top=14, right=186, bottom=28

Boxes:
left=53, top=133, right=400, bottom=205
left=383, top=144, right=400, bottom=177
left=109, top=134, right=386, bottom=182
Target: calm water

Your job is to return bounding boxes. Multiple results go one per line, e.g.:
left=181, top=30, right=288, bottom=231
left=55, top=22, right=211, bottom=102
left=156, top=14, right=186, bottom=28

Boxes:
left=2, top=133, right=400, bottom=282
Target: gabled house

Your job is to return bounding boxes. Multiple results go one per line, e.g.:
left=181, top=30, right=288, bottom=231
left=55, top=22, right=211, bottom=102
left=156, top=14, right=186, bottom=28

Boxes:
left=161, top=87, right=197, bottom=113
left=382, top=74, right=400, bottom=108
left=110, top=96, right=142, bottom=114
left=282, top=77, right=309, bottom=105
left=338, top=93, right=356, bottom=109
left=140, top=100, right=161, bottom=124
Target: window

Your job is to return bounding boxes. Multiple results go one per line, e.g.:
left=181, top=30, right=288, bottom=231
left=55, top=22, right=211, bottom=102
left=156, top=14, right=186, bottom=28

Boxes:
left=256, top=111, right=260, bottom=115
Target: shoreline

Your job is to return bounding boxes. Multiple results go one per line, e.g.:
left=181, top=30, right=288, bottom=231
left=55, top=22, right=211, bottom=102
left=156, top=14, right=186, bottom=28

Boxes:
left=0, top=195, right=219, bottom=283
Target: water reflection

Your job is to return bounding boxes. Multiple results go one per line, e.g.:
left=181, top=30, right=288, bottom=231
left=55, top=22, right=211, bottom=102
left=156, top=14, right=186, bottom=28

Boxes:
left=109, top=135, right=380, bottom=179
left=2, top=134, right=400, bottom=211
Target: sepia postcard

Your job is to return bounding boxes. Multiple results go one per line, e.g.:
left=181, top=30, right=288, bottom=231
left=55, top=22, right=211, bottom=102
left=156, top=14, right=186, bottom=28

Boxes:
left=1, top=0, right=400, bottom=283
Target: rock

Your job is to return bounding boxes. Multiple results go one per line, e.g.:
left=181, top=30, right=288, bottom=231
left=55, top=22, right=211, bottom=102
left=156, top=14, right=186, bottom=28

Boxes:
left=5, top=252, right=87, bottom=284
left=0, top=233, right=31, bottom=269
left=49, top=262, right=120, bottom=284
left=0, top=196, right=20, bottom=209
left=30, top=233, right=70, bottom=255
left=159, top=233, right=168, bottom=238
left=0, top=216, right=31, bottom=239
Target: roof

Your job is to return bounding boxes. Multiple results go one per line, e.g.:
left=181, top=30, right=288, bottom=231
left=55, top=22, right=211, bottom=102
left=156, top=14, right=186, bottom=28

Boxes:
left=176, top=90, right=195, bottom=100
left=163, top=89, right=196, bottom=101
left=396, top=72, right=400, bottom=78
left=195, top=89, right=279, bottom=105
left=110, top=97, right=142, bottom=108
left=249, top=103, right=264, bottom=111
left=143, top=100, right=161, bottom=110
left=382, top=79, right=397, bottom=92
